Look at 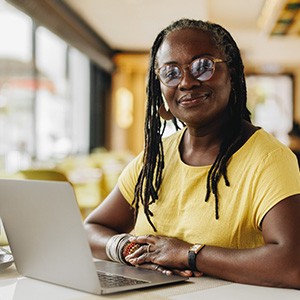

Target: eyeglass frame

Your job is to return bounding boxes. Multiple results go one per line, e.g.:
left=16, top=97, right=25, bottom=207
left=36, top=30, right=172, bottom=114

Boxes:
left=155, top=56, right=226, bottom=88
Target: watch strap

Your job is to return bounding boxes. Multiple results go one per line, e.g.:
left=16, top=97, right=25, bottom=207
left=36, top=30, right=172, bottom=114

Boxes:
left=188, top=244, right=205, bottom=271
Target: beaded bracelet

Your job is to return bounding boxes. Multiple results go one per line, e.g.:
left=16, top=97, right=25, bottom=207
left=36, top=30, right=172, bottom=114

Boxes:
left=122, top=242, right=141, bottom=258
left=105, top=234, right=142, bottom=265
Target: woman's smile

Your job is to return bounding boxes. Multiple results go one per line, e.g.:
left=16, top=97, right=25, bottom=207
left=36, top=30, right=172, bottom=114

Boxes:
left=178, top=91, right=211, bottom=107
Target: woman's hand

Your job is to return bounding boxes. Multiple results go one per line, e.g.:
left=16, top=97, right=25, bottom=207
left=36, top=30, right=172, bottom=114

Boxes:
left=125, top=235, right=202, bottom=277
left=135, top=263, right=200, bottom=277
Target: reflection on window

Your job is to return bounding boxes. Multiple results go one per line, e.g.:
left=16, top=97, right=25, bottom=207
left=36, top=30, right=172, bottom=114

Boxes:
left=246, top=74, right=293, bottom=145
left=0, top=1, right=33, bottom=173
left=0, top=0, right=90, bottom=173
left=36, top=27, right=70, bottom=160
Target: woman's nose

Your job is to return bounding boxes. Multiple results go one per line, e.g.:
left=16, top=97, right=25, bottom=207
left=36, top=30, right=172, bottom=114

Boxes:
left=178, top=69, right=201, bottom=90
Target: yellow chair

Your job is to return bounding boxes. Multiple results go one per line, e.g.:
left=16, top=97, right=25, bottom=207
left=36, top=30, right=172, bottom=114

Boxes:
left=18, top=169, right=69, bottom=181
left=18, top=168, right=100, bottom=219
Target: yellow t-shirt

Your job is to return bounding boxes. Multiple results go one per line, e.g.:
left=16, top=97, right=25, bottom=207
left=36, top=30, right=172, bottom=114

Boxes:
left=118, top=128, right=300, bottom=249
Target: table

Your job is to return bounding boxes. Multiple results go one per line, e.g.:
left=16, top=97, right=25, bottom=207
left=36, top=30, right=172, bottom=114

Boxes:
left=0, top=263, right=299, bottom=299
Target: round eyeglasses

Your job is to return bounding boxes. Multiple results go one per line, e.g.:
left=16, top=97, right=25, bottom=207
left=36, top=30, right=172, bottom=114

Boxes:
left=155, top=57, right=226, bottom=87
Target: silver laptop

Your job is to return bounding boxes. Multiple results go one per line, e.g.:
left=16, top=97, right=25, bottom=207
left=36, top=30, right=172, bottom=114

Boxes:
left=0, top=178, right=187, bottom=295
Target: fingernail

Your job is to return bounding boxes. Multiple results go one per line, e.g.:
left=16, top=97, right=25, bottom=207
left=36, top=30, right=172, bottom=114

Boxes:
left=183, top=270, right=192, bottom=275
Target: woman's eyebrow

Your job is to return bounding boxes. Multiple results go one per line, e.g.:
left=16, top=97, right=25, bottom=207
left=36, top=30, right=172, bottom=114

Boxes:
left=159, top=53, right=217, bottom=66
left=192, top=53, right=215, bottom=60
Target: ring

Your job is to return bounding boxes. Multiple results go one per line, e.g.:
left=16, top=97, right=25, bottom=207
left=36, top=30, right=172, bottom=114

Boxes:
left=146, top=244, right=151, bottom=253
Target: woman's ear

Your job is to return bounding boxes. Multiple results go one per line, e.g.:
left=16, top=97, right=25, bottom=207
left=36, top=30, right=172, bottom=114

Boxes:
left=159, top=104, right=173, bottom=120
left=159, top=94, right=173, bottom=120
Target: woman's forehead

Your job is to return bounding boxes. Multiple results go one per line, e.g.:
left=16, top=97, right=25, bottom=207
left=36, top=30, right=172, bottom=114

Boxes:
left=156, top=28, right=221, bottom=64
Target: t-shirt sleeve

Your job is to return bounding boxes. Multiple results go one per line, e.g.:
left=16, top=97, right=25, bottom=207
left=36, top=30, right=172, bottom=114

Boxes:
left=252, top=147, right=300, bottom=229
left=117, top=152, right=144, bottom=206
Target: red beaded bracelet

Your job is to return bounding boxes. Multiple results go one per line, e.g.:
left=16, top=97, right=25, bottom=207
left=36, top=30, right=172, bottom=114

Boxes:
left=122, top=242, right=141, bottom=258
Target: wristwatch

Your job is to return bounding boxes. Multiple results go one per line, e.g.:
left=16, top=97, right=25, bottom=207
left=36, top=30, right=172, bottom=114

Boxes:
left=188, top=244, right=205, bottom=271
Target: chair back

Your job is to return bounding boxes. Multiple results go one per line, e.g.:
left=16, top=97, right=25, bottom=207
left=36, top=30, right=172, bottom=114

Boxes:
left=18, top=169, right=68, bottom=182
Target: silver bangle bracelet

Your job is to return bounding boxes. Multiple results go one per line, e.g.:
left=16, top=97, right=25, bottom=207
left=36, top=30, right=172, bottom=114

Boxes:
left=105, top=233, right=132, bottom=264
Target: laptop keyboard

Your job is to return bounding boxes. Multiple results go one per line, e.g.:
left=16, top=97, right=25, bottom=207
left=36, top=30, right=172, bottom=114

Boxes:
left=97, top=271, right=150, bottom=288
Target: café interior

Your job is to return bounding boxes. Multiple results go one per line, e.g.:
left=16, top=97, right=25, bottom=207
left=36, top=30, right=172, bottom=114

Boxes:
left=1, top=0, right=300, bottom=230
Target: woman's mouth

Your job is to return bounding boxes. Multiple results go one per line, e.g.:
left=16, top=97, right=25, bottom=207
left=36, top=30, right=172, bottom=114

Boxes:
left=178, top=92, right=210, bottom=106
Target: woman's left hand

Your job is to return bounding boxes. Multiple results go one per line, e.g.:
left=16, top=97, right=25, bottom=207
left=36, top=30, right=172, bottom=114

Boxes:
left=125, top=234, right=202, bottom=276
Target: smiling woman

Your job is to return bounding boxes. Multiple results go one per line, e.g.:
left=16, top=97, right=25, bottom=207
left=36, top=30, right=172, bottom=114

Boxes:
left=85, top=18, right=300, bottom=289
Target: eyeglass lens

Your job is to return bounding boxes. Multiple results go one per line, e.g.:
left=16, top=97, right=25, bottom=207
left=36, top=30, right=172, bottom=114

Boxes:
left=158, top=57, right=216, bottom=87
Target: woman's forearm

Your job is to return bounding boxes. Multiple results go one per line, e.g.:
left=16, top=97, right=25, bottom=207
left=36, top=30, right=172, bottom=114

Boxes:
left=196, top=243, right=300, bottom=289
left=84, top=223, right=119, bottom=259
left=127, top=234, right=300, bottom=289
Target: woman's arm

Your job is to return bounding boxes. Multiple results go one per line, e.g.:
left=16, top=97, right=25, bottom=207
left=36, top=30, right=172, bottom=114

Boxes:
left=84, top=185, right=135, bottom=259
left=127, top=195, right=300, bottom=288
left=197, top=194, right=300, bottom=288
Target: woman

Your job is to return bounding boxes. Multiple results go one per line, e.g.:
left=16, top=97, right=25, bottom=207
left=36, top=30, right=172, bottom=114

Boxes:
left=84, top=19, right=300, bottom=288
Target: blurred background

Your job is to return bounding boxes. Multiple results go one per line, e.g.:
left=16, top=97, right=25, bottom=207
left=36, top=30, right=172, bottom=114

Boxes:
left=1, top=0, right=300, bottom=222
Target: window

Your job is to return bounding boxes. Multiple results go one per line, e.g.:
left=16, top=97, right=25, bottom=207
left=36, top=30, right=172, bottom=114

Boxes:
left=0, top=0, right=90, bottom=173
left=246, top=74, right=293, bottom=145
left=35, top=27, right=70, bottom=160
left=0, top=0, right=33, bottom=172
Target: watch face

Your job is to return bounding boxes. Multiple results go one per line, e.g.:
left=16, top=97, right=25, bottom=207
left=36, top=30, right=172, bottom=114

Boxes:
left=190, top=244, right=203, bottom=253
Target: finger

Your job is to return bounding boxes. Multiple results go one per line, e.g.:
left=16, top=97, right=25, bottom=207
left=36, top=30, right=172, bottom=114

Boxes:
left=135, top=263, right=161, bottom=272
left=129, top=234, right=156, bottom=244
left=126, top=245, right=153, bottom=265
left=136, top=264, right=173, bottom=276
left=146, top=244, right=151, bottom=253
left=169, top=269, right=203, bottom=277
left=171, top=269, right=192, bottom=277
left=176, top=270, right=203, bottom=277
left=125, top=243, right=150, bottom=260
left=126, top=253, right=151, bottom=265
left=192, top=271, right=203, bottom=277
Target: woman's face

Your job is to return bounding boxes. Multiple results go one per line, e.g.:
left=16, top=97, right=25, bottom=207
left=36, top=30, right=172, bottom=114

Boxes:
left=156, top=28, right=232, bottom=129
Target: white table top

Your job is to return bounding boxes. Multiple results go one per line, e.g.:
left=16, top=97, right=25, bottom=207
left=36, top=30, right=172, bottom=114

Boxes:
left=0, top=263, right=299, bottom=300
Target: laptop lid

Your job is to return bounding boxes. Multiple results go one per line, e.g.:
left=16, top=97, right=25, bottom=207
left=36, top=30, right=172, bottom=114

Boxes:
left=0, top=179, right=102, bottom=294
left=0, top=179, right=187, bottom=295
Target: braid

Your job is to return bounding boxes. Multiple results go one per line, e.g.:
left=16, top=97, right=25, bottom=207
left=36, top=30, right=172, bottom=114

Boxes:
left=133, top=18, right=251, bottom=231
left=132, top=31, right=167, bottom=231
left=202, top=22, right=251, bottom=217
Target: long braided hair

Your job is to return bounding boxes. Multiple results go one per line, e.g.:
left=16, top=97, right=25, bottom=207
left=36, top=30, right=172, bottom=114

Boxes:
left=132, top=18, right=251, bottom=231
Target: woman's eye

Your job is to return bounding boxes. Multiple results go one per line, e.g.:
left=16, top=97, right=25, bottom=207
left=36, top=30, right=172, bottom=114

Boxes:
left=202, top=59, right=213, bottom=69
left=165, top=68, right=180, bottom=79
